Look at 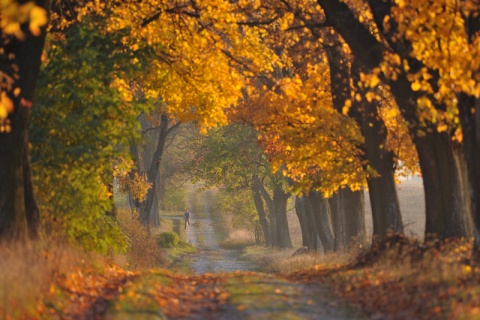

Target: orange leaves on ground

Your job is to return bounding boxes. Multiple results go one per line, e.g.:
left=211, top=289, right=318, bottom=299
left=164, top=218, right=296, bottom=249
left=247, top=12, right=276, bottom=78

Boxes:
left=39, top=264, right=140, bottom=319
left=115, top=270, right=231, bottom=318
left=40, top=264, right=232, bottom=319
left=288, top=236, right=480, bottom=320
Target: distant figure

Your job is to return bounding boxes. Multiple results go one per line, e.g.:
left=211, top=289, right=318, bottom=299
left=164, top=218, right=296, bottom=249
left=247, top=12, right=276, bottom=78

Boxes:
left=184, top=210, right=191, bottom=229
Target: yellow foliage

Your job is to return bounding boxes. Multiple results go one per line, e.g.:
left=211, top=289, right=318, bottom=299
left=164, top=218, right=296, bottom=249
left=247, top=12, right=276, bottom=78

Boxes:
left=105, top=0, right=279, bottom=133
left=389, top=0, right=480, bottom=133
left=0, top=0, right=47, bottom=39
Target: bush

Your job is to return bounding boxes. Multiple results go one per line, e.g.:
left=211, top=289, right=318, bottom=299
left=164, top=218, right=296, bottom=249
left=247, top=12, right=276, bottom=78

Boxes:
left=117, top=209, right=163, bottom=270
left=157, top=231, right=180, bottom=248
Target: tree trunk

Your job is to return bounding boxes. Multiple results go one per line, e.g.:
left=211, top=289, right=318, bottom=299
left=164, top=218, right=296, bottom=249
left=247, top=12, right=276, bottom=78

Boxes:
left=350, top=64, right=403, bottom=238
left=416, top=133, right=473, bottom=238
left=0, top=9, right=47, bottom=239
left=329, top=188, right=366, bottom=250
left=128, top=143, right=142, bottom=213
left=324, top=30, right=403, bottom=239
left=141, top=113, right=169, bottom=226
left=343, top=188, right=366, bottom=246
left=307, top=191, right=335, bottom=252
left=252, top=180, right=271, bottom=247
left=158, top=171, right=167, bottom=211
left=328, top=192, right=346, bottom=250
left=258, top=183, right=278, bottom=247
left=458, top=10, right=480, bottom=253
left=294, top=196, right=310, bottom=248
left=273, top=183, right=292, bottom=248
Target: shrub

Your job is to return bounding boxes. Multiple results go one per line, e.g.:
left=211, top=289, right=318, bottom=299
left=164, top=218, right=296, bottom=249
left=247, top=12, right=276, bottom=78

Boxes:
left=117, top=209, right=163, bottom=270
left=157, top=231, right=180, bottom=248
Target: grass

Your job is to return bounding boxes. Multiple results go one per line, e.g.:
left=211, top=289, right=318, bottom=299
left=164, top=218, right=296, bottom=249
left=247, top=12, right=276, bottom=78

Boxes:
left=220, top=229, right=257, bottom=250
left=163, top=240, right=198, bottom=273
left=153, top=214, right=199, bottom=273
left=0, top=238, right=103, bottom=319
left=242, top=246, right=352, bottom=274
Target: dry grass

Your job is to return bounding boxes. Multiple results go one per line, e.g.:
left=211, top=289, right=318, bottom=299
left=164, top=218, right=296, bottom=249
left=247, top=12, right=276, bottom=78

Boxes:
left=117, top=208, right=164, bottom=270
left=0, top=238, right=94, bottom=318
left=220, top=229, right=257, bottom=249
left=244, top=246, right=353, bottom=274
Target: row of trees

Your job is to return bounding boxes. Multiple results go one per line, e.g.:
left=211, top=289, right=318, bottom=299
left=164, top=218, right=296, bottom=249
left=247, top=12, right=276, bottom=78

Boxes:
left=0, top=0, right=479, bottom=255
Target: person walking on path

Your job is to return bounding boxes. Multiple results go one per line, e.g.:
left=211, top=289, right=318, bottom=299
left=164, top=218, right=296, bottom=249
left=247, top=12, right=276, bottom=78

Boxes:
left=184, top=210, right=191, bottom=229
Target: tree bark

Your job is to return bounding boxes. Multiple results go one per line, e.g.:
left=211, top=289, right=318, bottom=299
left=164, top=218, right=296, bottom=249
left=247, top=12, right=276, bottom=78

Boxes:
left=141, top=113, right=169, bottom=226
left=307, top=191, right=335, bottom=252
left=0, top=7, right=48, bottom=239
left=252, top=179, right=271, bottom=246
left=328, top=192, right=346, bottom=250
left=329, top=188, right=366, bottom=250
left=343, top=188, right=366, bottom=246
left=273, top=183, right=292, bottom=248
left=295, top=196, right=313, bottom=249
left=258, top=183, right=278, bottom=247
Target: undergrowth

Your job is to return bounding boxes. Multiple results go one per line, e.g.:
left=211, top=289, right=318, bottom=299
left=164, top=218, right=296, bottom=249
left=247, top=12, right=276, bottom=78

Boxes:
left=0, top=238, right=99, bottom=319
left=117, top=208, right=164, bottom=270
left=288, top=234, right=480, bottom=320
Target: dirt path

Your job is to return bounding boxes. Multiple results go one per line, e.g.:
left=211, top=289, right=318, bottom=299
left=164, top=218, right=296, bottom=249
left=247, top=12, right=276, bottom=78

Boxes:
left=83, top=192, right=368, bottom=319
left=185, top=198, right=257, bottom=274
left=175, top=192, right=367, bottom=319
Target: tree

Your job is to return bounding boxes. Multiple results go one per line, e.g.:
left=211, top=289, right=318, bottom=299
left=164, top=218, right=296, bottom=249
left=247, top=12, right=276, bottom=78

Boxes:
left=30, top=14, right=148, bottom=252
left=0, top=0, right=48, bottom=239
left=315, top=0, right=475, bottom=239
left=192, top=124, right=292, bottom=248
left=106, top=0, right=279, bottom=228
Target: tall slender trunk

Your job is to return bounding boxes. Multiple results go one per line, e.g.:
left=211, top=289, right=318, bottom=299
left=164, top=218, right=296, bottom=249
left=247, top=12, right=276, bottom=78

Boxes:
left=258, top=183, right=278, bottom=247
left=359, top=105, right=403, bottom=237
left=329, top=192, right=346, bottom=250
left=128, top=143, right=142, bottom=213
left=252, top=180, right=271, bottom=247
left=158, top=171, right=167, bottom=211
left=0, top=9, right=47, bottom=239
left=141, top=113, right=169, bottom=226
left=273, top=183, right=292, bottom=248
left=307, top=191, right=335, bottom=252
left=303, top=196, right=321, bottom=251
